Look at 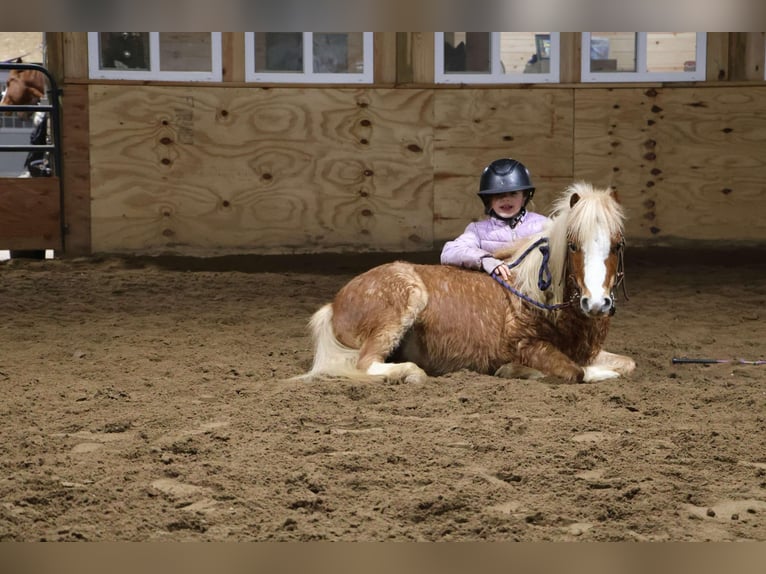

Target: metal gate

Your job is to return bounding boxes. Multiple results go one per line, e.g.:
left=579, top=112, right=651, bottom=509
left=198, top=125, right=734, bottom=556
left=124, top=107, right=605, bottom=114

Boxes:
left=0, top=61, right=63, bottom=255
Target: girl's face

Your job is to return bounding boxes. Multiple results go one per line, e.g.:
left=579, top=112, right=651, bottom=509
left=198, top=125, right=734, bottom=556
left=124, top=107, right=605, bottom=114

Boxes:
left=490, top=191, right=526, bottom=218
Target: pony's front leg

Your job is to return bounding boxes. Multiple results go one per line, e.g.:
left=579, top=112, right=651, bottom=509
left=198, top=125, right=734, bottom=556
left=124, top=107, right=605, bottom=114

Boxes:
left=365, top=360, right=428, bottom=384
left=519, top=340, right=620, bottom=383
left=591, top=350, right=636, bottom=375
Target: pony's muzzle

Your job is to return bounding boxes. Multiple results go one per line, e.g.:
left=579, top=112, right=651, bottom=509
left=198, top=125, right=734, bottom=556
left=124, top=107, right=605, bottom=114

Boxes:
left=580, top=295, right=613, bottom=316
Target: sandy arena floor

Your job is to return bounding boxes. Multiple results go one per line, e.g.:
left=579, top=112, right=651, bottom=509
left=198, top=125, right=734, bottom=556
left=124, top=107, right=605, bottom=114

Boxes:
left=0, top=248, right=764, bottom=541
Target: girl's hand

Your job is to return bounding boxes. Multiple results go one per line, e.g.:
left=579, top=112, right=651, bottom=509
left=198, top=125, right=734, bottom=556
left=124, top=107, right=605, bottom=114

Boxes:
left=480, top=256, right=510, bottom=281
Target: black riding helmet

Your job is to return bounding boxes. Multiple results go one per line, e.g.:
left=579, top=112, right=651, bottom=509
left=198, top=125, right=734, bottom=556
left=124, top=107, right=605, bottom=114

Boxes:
left=477, top=158, right=535, bottom=215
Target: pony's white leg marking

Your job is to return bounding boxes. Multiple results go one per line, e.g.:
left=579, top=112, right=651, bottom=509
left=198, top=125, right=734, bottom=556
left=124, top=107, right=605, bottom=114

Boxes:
left=592, top=350, right=636, bottom=375
left=581, top=227, right=612, bottom=315
left=367, top=361, right=427, bottom=384
left=582, top=365, right=620, bottom=382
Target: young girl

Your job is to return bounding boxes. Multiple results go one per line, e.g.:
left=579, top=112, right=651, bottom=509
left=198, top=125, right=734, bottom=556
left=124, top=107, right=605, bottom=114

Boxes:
left=440, top=158, right=549, bottom=282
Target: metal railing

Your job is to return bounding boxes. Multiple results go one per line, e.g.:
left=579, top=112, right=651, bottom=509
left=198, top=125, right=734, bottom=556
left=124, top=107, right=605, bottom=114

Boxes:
left=0, top=61, right=62, bottom=176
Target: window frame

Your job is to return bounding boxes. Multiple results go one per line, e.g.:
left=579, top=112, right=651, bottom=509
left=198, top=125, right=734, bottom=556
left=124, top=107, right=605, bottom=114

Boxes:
left=581, top=32, right=707, bottom=83
left=87, top=32, right=223, bottom=82
left=244, top=32, right=374, bottom=84
left=434, top=32, right=561, bottom=84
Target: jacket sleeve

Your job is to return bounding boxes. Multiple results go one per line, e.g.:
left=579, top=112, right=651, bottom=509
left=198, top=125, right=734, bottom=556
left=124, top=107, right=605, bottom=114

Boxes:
left=440, top=222, right=490, bottom=269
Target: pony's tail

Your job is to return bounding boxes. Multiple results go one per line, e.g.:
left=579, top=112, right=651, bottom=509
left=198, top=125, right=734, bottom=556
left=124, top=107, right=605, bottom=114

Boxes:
left=291, top=303, right=362, bottom=381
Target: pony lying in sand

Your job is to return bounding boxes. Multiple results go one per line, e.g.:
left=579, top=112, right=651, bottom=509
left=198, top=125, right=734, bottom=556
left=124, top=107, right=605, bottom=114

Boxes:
left=298, top=182, right=635, bottom=384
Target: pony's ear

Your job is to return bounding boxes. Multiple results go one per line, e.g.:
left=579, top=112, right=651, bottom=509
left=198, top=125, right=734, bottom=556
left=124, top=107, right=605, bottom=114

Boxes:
left=569, top=193, right=580, bottom=208
left=610, top=188, right=621, bottom=203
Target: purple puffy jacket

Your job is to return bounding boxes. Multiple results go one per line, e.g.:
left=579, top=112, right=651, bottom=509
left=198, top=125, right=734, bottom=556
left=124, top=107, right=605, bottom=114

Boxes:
left=440, top=212, right=549, bottom=270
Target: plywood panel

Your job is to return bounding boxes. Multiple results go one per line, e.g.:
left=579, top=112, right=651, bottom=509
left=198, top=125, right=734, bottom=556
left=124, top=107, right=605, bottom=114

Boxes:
left=89, top=86, right=433, bottom=255
left=0, top=178, right=61, bottom=249
left=433, top=89, right=573, bottom=242
left=575, top=87, right=766, bottom=243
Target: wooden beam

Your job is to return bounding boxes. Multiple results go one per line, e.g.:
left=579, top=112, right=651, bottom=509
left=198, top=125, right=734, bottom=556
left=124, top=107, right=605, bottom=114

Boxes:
left=60, top=84, right=92, bottom=256
left=44, top=33, right=64, bottom=85
left=374, top=32, right=397, bottom=85
left=559, top=32, right=581, bottom=84
left=411, top=33, right=435, bottom=85
left=222, top=33, right=245, bottom=83
left=706, top=33, right=729, bottom=82
left=63, top=33, right=88, bottom=81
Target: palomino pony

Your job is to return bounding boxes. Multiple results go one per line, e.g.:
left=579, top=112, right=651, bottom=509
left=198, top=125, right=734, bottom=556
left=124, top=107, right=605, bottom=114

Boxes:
left=299, top=182, right=635, bottom=384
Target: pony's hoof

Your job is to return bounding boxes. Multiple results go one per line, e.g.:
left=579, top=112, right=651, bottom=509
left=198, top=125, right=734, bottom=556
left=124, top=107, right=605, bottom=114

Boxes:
left=494, top=364, right=545, bottom=380
left=403, top=369, right=428, bottom=384
left=582, top=365, right=620, bottom=382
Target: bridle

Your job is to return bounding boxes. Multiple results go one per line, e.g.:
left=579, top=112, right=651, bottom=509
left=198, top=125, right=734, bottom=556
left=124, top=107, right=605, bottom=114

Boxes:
left=612, top=236, right=628, bottom=304
left=491, top=235, right=628, bottom=313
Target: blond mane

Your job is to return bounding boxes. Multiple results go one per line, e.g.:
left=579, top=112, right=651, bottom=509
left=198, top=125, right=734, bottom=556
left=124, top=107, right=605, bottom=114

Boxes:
left=497, top=182, right=625, bottom=308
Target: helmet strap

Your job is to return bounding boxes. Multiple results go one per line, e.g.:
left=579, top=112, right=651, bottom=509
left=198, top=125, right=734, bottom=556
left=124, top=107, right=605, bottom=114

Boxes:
left=490, top=206, right=526, bottom=229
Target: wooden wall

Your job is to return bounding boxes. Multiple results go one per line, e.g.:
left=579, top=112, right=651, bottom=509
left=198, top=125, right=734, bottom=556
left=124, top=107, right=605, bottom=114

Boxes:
left=43, top=32, right=766, bottom=255
left=84, top=83, right=766, bottom=255
left=89, top=86, right=433, bottom=255
left=575, top=87, right=766, bottom=244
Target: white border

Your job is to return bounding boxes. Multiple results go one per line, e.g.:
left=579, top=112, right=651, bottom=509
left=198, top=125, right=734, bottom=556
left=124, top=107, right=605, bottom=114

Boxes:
left=88, top=33, right=223, bottom=82
left=581, top=32, right=706, bottom=83
left=434, top=32, right=560, bottom=84
left=244, top=33, right=374, bottom=84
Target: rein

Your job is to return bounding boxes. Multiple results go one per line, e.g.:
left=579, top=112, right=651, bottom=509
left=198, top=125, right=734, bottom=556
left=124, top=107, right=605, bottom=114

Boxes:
left=615, top=238, right=628, bottom=302
left=491, top=238, right=574, bottom=311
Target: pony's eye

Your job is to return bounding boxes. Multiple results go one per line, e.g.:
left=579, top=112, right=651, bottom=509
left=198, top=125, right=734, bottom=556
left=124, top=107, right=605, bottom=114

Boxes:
left=568, top=242, right=578, bottom=253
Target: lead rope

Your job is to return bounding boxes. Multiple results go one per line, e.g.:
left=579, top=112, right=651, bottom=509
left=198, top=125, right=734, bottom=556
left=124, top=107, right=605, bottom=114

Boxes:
left=491, top=238, right=572, bottom=311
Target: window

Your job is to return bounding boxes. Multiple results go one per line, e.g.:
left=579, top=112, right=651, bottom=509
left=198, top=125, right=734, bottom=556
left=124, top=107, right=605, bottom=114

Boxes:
left=582, top=33, right=706, bottom=82
left=435, top=33, right=560, bottom=84
left=88, top=33, right=223, bottom=81
left=244, top=33, right=373, bottom=83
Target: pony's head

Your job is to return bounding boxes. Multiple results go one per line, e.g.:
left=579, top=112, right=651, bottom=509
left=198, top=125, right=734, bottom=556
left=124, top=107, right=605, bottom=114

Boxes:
left=501, top=182, right=625, bottom=317
left=549, top=182, right=625, bottom=316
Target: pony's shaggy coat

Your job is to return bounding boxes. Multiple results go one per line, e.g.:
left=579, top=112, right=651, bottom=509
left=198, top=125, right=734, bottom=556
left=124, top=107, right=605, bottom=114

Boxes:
left=301, top=183, right=635, bottom=384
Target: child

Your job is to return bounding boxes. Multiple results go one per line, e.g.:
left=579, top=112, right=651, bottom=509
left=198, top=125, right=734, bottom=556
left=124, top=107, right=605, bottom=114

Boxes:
left=440, top=158, right=549, bottom=282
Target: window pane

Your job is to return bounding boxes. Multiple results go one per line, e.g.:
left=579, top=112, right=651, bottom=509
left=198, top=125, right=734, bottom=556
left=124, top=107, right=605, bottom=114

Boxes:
left=99, top=32, right=150, bottom=70
left=255, top=33, right=303, bottom=73
left=500, top=32, right=551, bottom=75
left=313, top=33, right=364, bottom=74
left=443, top=32, right=490, bottom=73
left=159, top=33, right=212, bottom=72
left=590, top=32, right=636, bottom=72
left=647, top=32, right=698, bottom=73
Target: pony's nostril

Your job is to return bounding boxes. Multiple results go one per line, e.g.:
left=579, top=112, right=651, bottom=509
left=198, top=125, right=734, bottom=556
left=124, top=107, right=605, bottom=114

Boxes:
left=603, top=297, right=612, bottom=308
